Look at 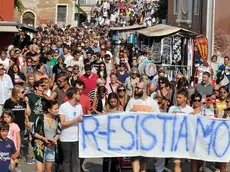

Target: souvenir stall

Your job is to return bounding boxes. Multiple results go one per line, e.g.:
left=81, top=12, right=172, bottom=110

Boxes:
left=110, top=25, right=146, bottom=54
left=137, top=24, right=198, bottom=82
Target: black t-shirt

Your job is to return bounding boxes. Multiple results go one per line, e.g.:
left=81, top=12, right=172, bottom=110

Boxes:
left=4, top=99, right=26, bottom=130
left=52, top=63, right=66, bottom=81
left=28, top=93, right=47, bottom=123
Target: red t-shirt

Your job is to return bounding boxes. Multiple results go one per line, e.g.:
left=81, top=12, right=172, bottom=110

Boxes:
left=63, top=94, right=91, bottom=115
left=80, top=73, right=98, bottom=95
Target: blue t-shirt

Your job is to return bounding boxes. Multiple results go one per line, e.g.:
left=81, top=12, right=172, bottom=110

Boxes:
left=116, top=70, right=129, bottom=84
left=0, top=139, right=16, bottom=172
left=219, top=64, right=230, bottom=80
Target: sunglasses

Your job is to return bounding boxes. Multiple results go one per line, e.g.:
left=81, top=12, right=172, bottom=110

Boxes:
left=118, top=89, right=125, bottom=92
left=193, top=99, right=201, bottom=102
left=213, top=89, right=219, bottom=92
left=159, top=81, right=165, bottom=84
left=132, top=73, right=137, bottom=75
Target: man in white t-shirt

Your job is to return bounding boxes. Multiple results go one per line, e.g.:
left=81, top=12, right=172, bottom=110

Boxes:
left=168, top=88, right=193, bottom=172
left=126, top=81, right=160, bottom=172
left=0, top=51, right=10, bottom=70
left=59, top=87, right=83, bottom=172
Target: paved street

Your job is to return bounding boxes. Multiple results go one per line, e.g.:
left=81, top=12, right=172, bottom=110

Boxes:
left=19, top=157, right=230, bottom=172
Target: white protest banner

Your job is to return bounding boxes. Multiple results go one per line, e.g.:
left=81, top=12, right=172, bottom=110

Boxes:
left=79, top=112, right=230, bottom=162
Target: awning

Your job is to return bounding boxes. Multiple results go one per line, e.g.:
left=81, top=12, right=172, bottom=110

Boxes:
left=110, top=24, right=146, bottom=31
left=0, top=21, right=18, bottom=33
left=137, top=24, right=197, bottom=37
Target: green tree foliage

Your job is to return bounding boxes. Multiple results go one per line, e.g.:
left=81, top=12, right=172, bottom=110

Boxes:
left=14, top=0, right=24, bottom=13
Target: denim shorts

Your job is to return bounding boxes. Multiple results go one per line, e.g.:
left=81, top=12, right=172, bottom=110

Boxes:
left=44, top=147, right=55, bottom=162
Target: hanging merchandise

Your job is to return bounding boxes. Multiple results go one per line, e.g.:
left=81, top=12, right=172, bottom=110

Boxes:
left=151, top=41, right=161, bottom=63
left=187, top=38, right=194, bottom=72
left=161, top=36, right=172, bottom=64
left=172, top=35, right=182, bottom=64
left=138, top=59, right=157, bottom=77
left=195, top=37, right=208, bottom=62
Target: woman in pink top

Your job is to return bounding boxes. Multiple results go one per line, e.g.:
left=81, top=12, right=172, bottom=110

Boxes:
left=2, top=110, right=21, bottom=170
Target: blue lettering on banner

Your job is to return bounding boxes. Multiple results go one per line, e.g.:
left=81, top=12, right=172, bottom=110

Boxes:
left=81, top=116, right=101, bottom=151
left=120, top=115, right=135, bottom=150
left=212, top=121, right=230, bottom=158
left=157, top=114, right=174, bottom=152
left=107, top=115, right=121, bottom=151
left=140, top=115, right=157, bottom=151
left=174, top=116, right=189, bottom=152
left=171, top=115, right=177, bottom=152
left=193, top=118, right=215, bottom=154
left=135, top=115, right=139, bottom=151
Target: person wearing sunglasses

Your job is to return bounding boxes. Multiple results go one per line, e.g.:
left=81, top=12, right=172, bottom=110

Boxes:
left=215, top=94, right=230, bottom=172
left=216, top=86, right=229, bottom=118
left=3, top=85, right=31, bottom=157
left=126, top=81, right=160, bottom=172
left=190, top=92, right=202, bottom=116
left=103, top=92, right=123, bottom=172
left=213, top=84, right=220, bottom=99
left=154, top=77, right=172, bottom=112
left=116, top=84, right=128, bottom=110
left=97, top=62, right=108, bottom=82
left=125, top=67, right=139, bottom=98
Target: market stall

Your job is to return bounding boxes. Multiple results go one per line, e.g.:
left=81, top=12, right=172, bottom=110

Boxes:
left=137, top=24, right=198, bottom=82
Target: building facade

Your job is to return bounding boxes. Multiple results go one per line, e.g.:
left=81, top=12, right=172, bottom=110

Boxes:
left=14, top=0, right=96, bottom=27
left=168, top=0, right=230, bottom=61
left=0, top=0, right=18, bottom=50
left=167, top=0, right=207, bottom=35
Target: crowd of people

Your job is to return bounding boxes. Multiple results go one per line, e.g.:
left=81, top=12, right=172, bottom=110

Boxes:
left=0, top=18, right=229, bottom=172
left=90, top=0, right=156, bottom=27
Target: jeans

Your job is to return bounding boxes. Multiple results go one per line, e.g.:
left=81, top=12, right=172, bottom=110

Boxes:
left=155, top=158, right=165, bottom=172
left=20, top=130, right=25, bottom=156
left=61, top=141, right=80, bottom=172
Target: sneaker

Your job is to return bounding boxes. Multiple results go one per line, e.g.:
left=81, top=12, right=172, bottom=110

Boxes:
left=26, top=158, right=33, bottom=165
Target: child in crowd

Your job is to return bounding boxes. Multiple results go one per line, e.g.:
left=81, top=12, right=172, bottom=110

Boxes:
left=1, top=110, right=21, bottom=171
left=0, top=120, right=19, bottom=172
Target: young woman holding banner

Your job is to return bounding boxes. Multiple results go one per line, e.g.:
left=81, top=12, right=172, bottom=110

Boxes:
left=103, top=92, right=123, bottom=172
left=190, top=92, right=204, bottom=172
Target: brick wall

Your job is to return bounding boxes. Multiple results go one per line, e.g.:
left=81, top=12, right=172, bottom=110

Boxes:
left=14, top=0, right=74, bottom=26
